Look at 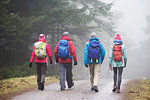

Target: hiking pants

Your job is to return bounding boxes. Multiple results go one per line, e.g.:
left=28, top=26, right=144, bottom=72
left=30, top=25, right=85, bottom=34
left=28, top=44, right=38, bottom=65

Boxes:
left=59, top=63, right=73, bottom=88
left=113, top=67, right=123, bottom=89
left=89, top=63, right=101, bottom=87
left=36, top=63, right=47, bottom=88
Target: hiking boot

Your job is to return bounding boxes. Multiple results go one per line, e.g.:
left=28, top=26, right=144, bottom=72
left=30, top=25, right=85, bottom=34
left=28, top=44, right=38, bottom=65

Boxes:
left=91, top=87, right=95, bottom=91
left=112, top=85, right=117, bottom=93
left=60, top=87, right=65, bottom=91
left=40, top=81, right=45, bottom=91
left=116, top=88, right=121, bottom=93
left=93, top=86, right=99, bottom=92
left=68, top=82, right=74, bottom=89
left=38, top=87, right=41, bottom=90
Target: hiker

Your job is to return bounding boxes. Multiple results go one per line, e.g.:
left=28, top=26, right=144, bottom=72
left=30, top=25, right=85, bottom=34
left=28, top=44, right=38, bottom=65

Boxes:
left=84, top=32, right=105, bottom=92
left=55, top=32, right=77, bottom=91
left=29, top=34, right=52, bottom=91
left=109, top=34, right=127, bottom=93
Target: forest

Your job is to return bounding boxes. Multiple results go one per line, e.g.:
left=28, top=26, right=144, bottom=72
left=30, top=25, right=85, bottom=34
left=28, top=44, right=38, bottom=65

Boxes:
left=0, top=0, right=115, bottom=79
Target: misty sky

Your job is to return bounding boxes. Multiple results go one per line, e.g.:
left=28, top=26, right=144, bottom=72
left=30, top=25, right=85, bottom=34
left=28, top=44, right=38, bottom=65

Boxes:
left=101, top=0, right=150, bottom=48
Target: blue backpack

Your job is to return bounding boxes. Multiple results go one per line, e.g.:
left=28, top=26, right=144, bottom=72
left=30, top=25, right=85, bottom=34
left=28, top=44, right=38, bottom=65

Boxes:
left=57, top=40, right=72, bottom=59
left=88, top=41, right=101, bottom=63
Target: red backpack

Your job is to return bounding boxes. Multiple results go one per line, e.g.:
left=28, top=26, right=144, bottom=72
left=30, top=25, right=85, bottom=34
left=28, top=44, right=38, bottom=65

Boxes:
left=113, top=44, right=122, bottom=62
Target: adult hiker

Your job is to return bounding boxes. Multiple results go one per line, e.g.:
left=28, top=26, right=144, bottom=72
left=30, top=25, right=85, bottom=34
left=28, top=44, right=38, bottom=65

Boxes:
left=109, top=34, right=127, bottom=93
left=55, top=32, right=77, bottom=91
left=29, top=34, right=52, bottom=91
left=84, top=32, right=105, bottom=92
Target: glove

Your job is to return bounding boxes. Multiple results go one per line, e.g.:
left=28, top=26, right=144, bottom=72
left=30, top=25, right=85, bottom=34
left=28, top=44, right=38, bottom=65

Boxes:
left=29, top=63, right=32, bottom=68
left=50, top=61, right=52, bottom=64
left=85, top=65, right=88, bottom=68
left=74, top=62, right=77, bottom=65
left=109, top=65, right=113, bottom=71
left=56, top=59, right=58, bottom=63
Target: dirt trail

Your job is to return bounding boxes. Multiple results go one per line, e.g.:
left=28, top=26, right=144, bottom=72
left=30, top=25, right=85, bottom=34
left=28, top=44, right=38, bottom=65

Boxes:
left=11, top=79, right=129, bottom=100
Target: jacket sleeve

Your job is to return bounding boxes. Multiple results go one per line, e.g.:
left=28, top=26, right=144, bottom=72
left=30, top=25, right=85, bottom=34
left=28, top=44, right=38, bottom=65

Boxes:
left=122, top=45, right=127, bottom=66
left=109, top=45, right=113, bottom=65
left=70, top=41, right=77, bottom=62
left=46, top=43, right=52, bottom=62
left=84, top=42, right=89, bottom=66
left=100, top=43, right=105, bottom=63
left=30, top=47, right=35, bottom=63
left=54, top=42, right=59, bottom=61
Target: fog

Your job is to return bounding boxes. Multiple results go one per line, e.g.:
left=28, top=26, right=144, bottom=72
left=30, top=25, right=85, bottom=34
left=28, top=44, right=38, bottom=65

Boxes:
left=99, top=0, right=150, bottom=79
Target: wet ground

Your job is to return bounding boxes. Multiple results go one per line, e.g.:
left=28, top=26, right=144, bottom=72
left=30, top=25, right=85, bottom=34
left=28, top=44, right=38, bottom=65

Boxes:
left=11, top=79, right=129, bottom=100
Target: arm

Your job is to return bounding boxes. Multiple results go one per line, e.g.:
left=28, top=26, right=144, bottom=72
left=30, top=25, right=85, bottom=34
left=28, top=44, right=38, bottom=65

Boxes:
left=109, top=46, right=113, bottom=66
left=70, top=41, right=77, bottom=63
left=122, top=45, right=127, bottom=66
left=46, top=43, right=52, bottom=62
left=30, top=47, right=35, bottom=63
left=100, top=43, right=105, bottom=63
left=84, top=42, right=89, bottom=66
left=54, top=42, right=59, bottom=62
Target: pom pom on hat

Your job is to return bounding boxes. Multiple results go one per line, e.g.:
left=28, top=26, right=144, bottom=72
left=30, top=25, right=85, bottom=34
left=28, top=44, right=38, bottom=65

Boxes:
left=114, top=34, right=121, bottom=40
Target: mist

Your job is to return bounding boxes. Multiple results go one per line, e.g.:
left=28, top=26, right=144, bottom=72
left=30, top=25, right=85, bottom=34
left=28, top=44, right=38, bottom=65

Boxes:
left=99, top=0, right=150, bottom=79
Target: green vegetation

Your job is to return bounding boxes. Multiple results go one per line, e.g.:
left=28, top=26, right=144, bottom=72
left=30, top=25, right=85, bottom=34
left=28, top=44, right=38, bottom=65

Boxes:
left=0, top=75, right=59, bottom=100
left=124, top=79, right=150, bottom=100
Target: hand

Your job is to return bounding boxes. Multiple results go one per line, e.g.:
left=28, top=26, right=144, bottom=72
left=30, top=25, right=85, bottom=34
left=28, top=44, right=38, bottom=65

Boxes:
left=56, top=59, right=58, bottom=63
left=29, top=63, right=32, bottom=68
left=109, top=65, right=113, bottom=71
left=85, top=65, right=88, bottom=68
left=50, top=61, right=52, bottom=64
left=74, top=62, right=77, bottom=65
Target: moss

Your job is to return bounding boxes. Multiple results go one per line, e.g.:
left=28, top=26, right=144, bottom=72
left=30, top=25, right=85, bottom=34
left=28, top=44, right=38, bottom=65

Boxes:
left=0, top=75, right=59, bottom=100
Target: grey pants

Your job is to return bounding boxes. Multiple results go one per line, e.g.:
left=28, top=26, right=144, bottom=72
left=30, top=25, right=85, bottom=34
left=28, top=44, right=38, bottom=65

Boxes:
left=113, top=67, right=123, bottom=89
left=36, top=63, right=47, bottom=88
left=59, top=63, right=73, bottom=88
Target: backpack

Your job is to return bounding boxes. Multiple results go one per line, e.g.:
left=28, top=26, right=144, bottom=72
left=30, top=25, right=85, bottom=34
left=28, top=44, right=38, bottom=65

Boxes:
left=88, top=41, right=101, bottom=63
left=113, top=44, right=122, bottom=62
left=35, top=41, right=47, bottom=59
left=57, top=40, right=70, bottom=59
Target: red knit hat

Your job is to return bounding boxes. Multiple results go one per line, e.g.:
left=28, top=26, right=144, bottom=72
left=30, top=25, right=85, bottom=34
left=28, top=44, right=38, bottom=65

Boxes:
left=114, top=34, right=121, bottom=40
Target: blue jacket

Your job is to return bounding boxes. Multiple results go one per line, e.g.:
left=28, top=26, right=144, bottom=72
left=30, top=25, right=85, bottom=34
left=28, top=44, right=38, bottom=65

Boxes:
left=84, top=37, right=105, bottom=66
left=109, top=40, right=127, bottom=67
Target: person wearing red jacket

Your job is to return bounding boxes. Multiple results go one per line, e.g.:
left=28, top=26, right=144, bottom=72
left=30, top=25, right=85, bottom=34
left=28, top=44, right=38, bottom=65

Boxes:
left=55, top=32, right=77, bottom=90
left=29, top=34, right=52, bottom=91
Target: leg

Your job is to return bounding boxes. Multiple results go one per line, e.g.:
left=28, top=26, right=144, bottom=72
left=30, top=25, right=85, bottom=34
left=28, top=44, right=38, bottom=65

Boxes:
left=89, top=64, right=94, bottom=88
left=41, top=63, right=47, bottom=83
left=112, top=67, right=117, bottom=92
left=59, top=63, right=66, bottom=90
left=93, top=63, right=101, bottom=86
left=36, top=63, right=41, bottom=89
left=65, top=63, right=74, bottom=88
left=117, top=67, right=123, bottom=89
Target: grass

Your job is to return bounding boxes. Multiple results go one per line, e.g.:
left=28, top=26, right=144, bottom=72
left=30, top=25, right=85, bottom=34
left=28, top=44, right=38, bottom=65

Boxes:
left=124, top=79, right=150, bottom=100
left=0, top=75, right=59, bottom=100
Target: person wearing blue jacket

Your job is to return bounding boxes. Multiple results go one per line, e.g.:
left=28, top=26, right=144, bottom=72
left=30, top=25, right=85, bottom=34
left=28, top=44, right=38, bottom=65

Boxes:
left=109, top=34, right=127, bottom=93
left=84, top=32, right=105, bottom=92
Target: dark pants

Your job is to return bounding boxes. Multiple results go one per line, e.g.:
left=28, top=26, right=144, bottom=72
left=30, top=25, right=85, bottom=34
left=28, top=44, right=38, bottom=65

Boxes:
left=113, top=67, right=123, bottom=89
left=59, top=63, right=73, bottom=88
left=36, top=63, right=47, bottom=88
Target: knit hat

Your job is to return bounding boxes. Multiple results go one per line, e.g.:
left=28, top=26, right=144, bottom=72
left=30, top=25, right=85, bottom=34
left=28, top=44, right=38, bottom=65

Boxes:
left=63, top=32, right=69, bottom=36
left=39, top=34, right=45, bottom=40
left=114, top=34, right=121, bottom=40
left=91, top=32, right=97, bottom=38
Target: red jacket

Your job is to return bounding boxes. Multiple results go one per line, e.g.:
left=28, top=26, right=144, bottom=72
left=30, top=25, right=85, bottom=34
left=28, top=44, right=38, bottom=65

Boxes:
left=55, top=36, right=77, bottom=63
left=30, top=39, right=52, bottom=63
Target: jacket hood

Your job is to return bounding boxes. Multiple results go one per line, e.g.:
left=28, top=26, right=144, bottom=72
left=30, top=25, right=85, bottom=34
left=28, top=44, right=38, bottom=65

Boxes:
left=61, top=36, right=71, bottom=41
left=38, top=38, right=46, bottom=43
left=89, top=37, right=99, bottom=41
